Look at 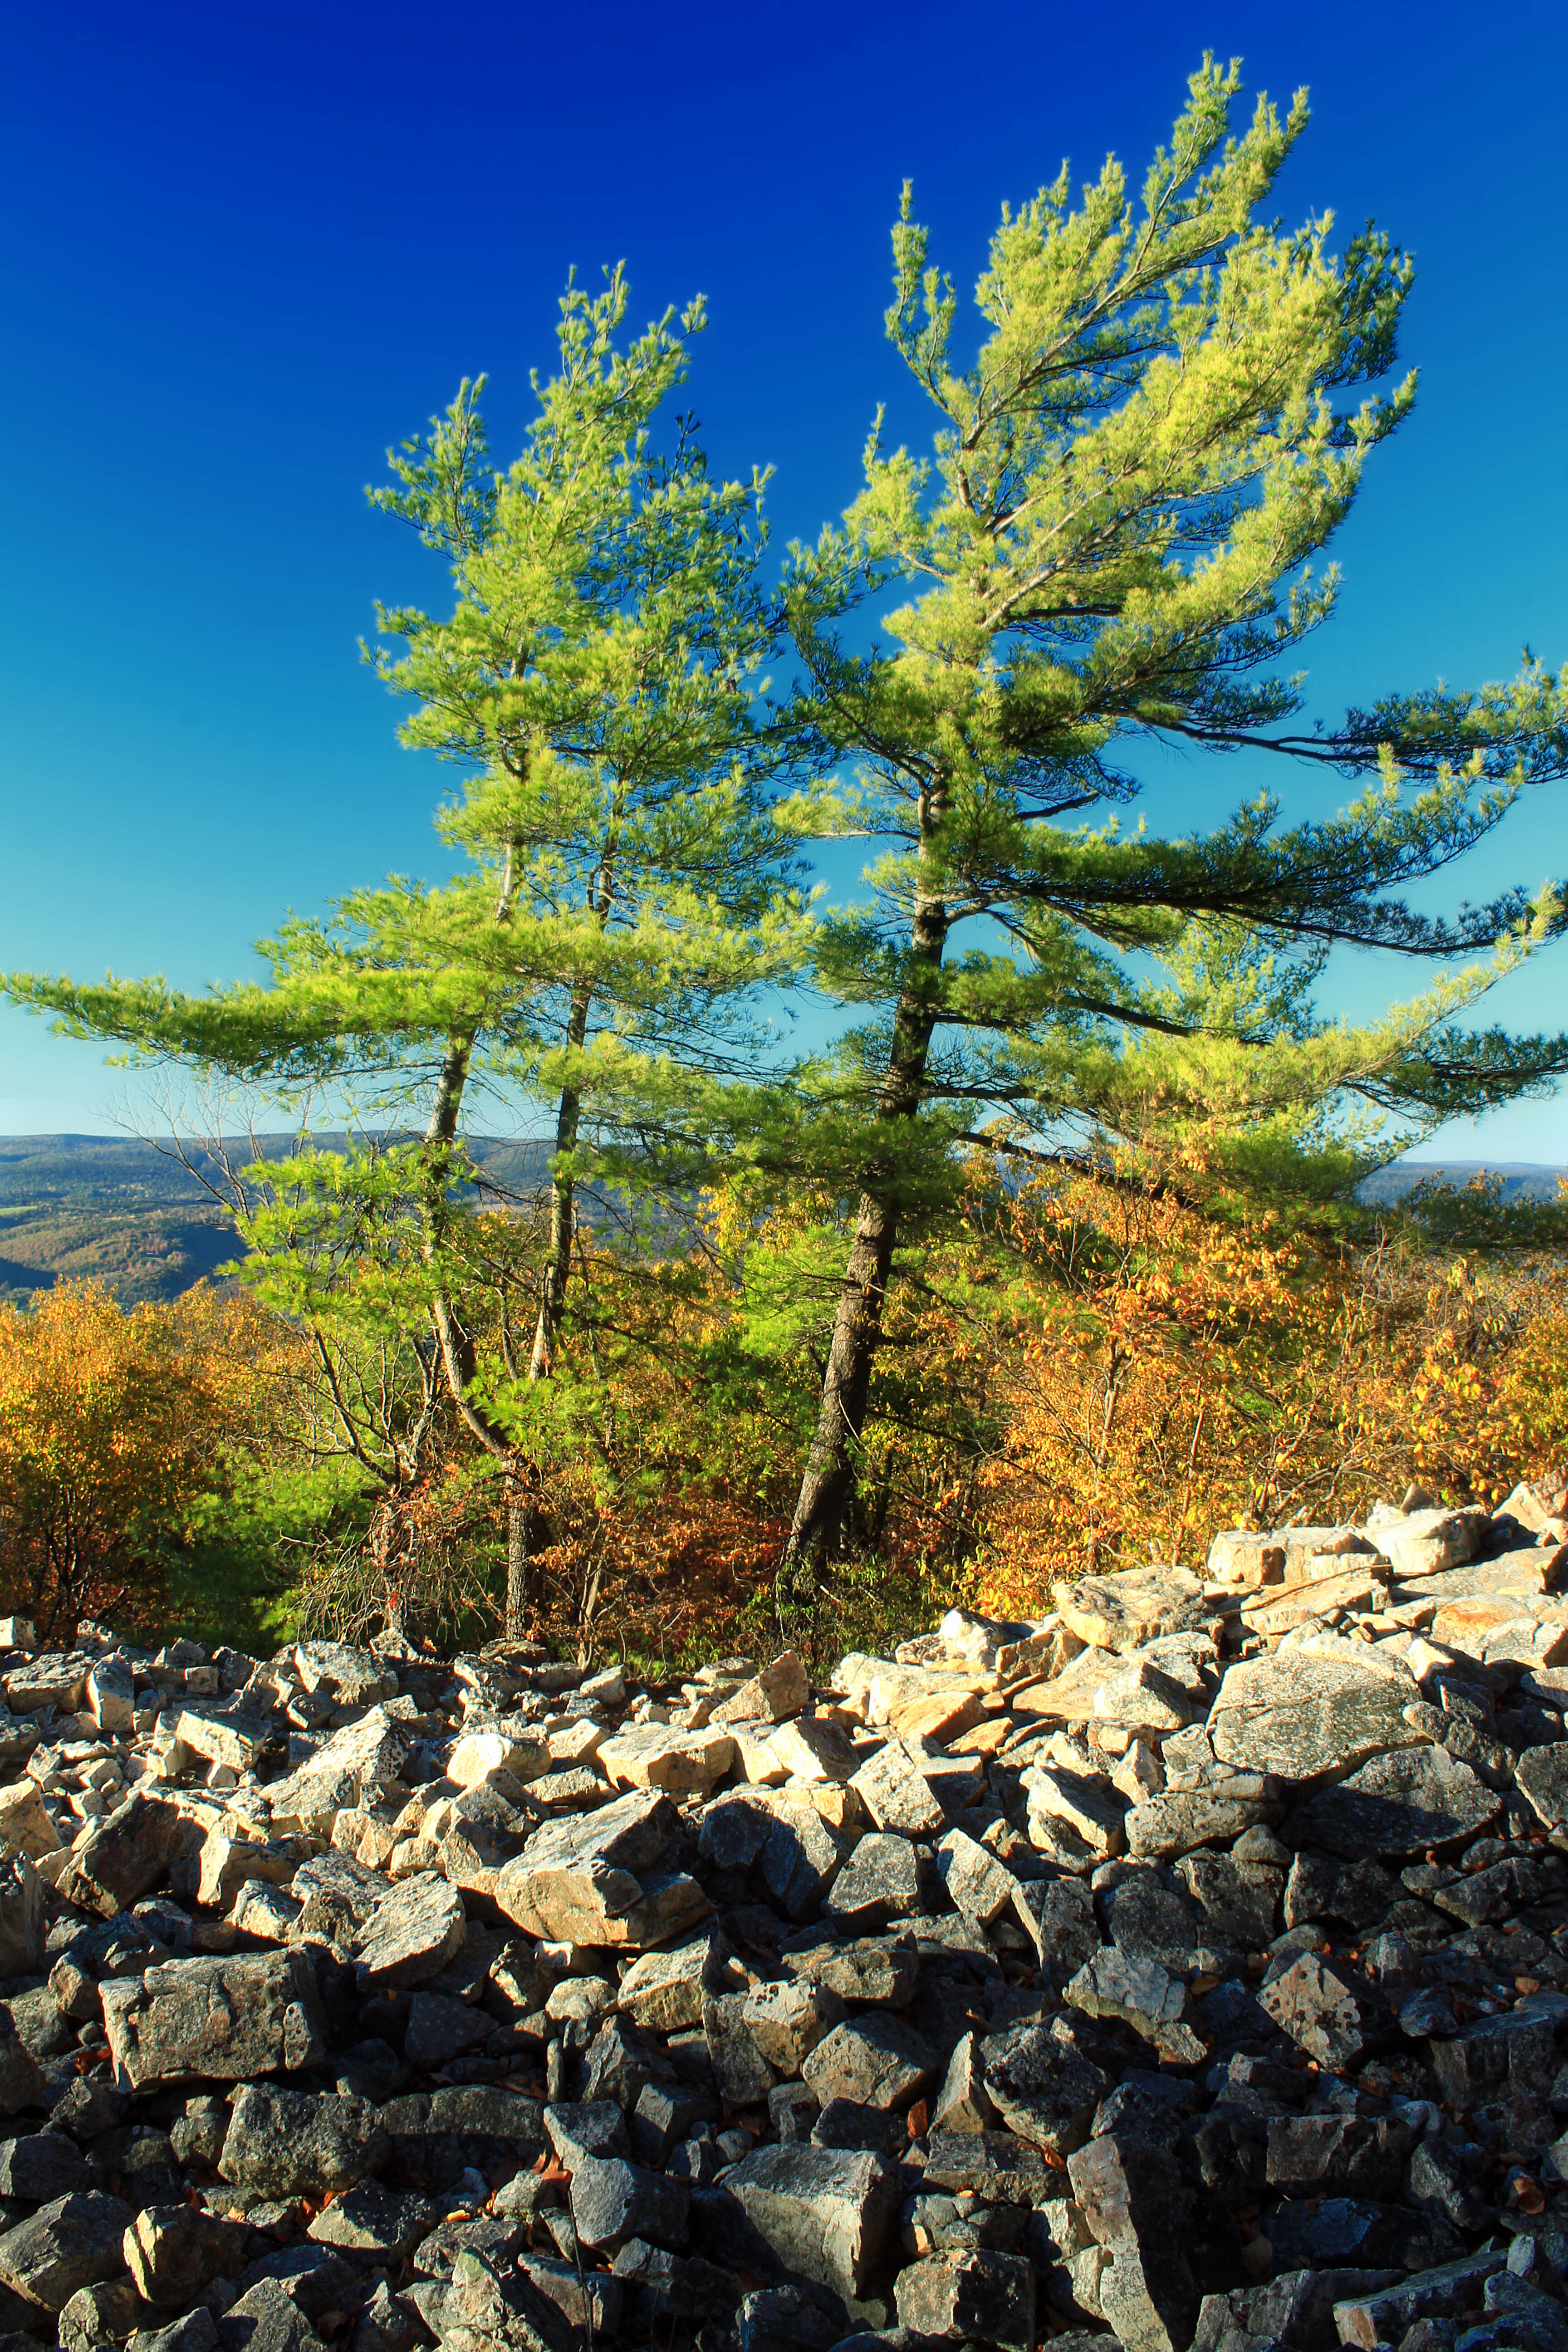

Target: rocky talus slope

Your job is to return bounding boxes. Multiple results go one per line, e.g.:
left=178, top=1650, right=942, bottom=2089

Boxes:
left=4, top=1485, right=1568, bottom=2352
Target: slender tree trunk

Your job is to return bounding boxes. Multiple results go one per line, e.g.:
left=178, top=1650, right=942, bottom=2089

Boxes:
left=779, top=859, right=951, bottom=1621
left=505, top=1488, right=531, bottom=1633
left=529, top=984, right=592, bottom=1380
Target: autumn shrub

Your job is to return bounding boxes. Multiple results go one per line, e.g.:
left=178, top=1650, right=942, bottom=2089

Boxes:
left=0, top=1279, right=293, bottom=1639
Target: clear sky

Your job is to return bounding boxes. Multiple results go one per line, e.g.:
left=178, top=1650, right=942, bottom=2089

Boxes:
left=2, top=0, right=1566, bottom=1152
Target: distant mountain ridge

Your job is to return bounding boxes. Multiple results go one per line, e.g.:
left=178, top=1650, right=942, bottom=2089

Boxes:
left=0, top=1136, right=1558, bottom=1306
left=0, top=1132, right=553, bottom=1304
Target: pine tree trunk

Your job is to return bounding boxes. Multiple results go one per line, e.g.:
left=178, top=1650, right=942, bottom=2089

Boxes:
left=505, top=1485, right=530, bottom=1637
left=779, top=869, right=950, bottom=1623
left=530, top=988, right=590, bottom=1380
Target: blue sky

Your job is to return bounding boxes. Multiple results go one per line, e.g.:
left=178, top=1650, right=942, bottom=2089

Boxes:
left=2, top=0, right=1566, bottom=1152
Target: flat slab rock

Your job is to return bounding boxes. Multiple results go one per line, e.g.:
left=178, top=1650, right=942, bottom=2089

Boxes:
left=1054, top=1564, right=1208, bottom=1653
left=1288, top=1741, right=1498, bottom=1858
left=1209, top=1646, right=1422, bottom=1782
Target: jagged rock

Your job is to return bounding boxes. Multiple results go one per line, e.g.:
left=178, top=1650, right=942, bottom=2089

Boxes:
left=598, top=1724, right=737, bottom=1798
left=710, top=1652, right=809, bottom=1726
left=827, top=1831, right=921, bottom=1930
left=218, top=2082, right=387, bottom=2199
left=1265, top=2113, right=1413, bottom=2199
left=709, top=2143, right=898, bottom=2300
left=1333, top=2248, right=1509, bottom=2349
left=1208, top=1647, right=1420, bottom=1780
left=1259, top=1951, right=1392, bottom=2071
left=0, top=2189, right=134, bottom=2309
left=352, top=1870, right=466, bottom=1989
left=1012, top=1876, right=1100, bottom=1977
left=294, top=1641, right=390, bottom=1705
left=848, top=1740, right=947, bottom=1835
left=802, top=2015, right=936, bottom=2111
left=979, top=2024, right=1107, bottom=2157
left=305, top=2185, right=442, bottom=2259
left=496, top=1789, right=706, bottom=1947
left=742, top=1977, right=845, bottom=2074
left=60, top=1791, right=199, bottom=1916
left=0, top=1778, right=61, bottom=1860
left=1056, top=1565, right=1208, bottom=1654
left=570, top=2152, right=690, bottom=2252
left=0, top=2131, right=89, bottom=2198
left=1123, top=1779, right=1273, bottom=1860
left=1516, top=1740, right=1568, bottom=1828
left=1065, top=1949, right=1205, bottom=2064
left=933, top=1828, right=1016, bottom=1924
left=1026, top=1764, right=1127, bottom=1857
left=931, top=2031, right=996, bottom=2133
left=619, top=1927, right=732, bottom=2032
left=895, top=2247, right=1035, bottom=2347
left=101, top=1946, right=328, bottom=2087
left=760, top=1797, right=850, bottom=1918
left=123, top=2204, right=250, bottom=2310
left=1288, top=1741, right=1497, bottom=1857
left=1068, top=2132, right=1199, bottom=2352
left=0, top=1854, right=44, bottom=1976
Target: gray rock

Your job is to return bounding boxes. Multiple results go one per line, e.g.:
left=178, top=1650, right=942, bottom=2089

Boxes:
left=0, top=2189, right=134, bottom=2310
left=780, top=1935, right=920, bottom=2010
left=305, top=2185, right=442, bottom=2258
left=802, top=2015, right=936, bottom=2111
left=101, top=1946, right=328, bottom=2086
left=1265, top=2113, right=1413, bottom=2200
left=402, top=1990, right=490, bottom=2070
left=931, top=2032, right=996, bottom=2133
left=353, top=1872, right=466, bottom=1991
left=60, top=1792, right=199, bottom=1918
left=1012, top=1876, right=1099, bottom=1978
left=1068, top=2131, right=1199, bottom=2352
left=1333, top=2249, right=1508, bottom=2350
left=1288, top=1742, right=1497, bottom=1858
left=895, top=2247, right=1035, bottom=2347
left=57, top=2278, right=155, bottom=2352
left=570, top=2151, right=690, bottom=2252
left=979, top=2024, right=1108, bottom=2158
left=1516, top=1741, right=1568, bottom=1828
left=619, top=1927, right=732, bottom=2032
left=0, top=2007, right=44, bottom=2117
left=1259, top=1952, right=1392, bottom=2071
left=544, top=2098, right=629, bottom=2166
left=715, top=2142, right=898, bottom=2301
left=1124, top=1780, right=1274, bottom=1859
left=1208, top=1650, right=1420, bottom=1781
left=849, top=1741, right=947, bottom=1837
left=218, top=2082, right=387, bottom=2199
left=1429, top=2007, right=1558, bottom=2148
left=215, top=2278, right=329, bottom=2352
left=1283, top=1849, right=1401, bottom=1928
left=125, top=2203, right=250, bottom=2310
left=133, top=2313, right=221, bottom=2352
left=1064, top=1948, right=1205, bottom=2064
left=0, top=2130, right=88, bottom=2199
left=921, top=2128, right=1062, bottom=2204
left=827, top=1833, right=922, bottom=1931
left=742, top=1978, right=844, bottom=2076
left=0, top=1857, right=44, bottom=1978
left=932, top=1829, right=1017, bottom=1926
left=705, top=1992, right=777, bottom=2106
left=761, top=1802, right=850, bottom=1921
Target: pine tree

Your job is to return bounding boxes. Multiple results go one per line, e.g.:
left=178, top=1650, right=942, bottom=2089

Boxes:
left=774, top=58, right=1568, bottom=1600
left=9, top=270, right=807, bottom=1633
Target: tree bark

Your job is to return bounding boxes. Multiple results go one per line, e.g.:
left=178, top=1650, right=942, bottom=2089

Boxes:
left=529, top=984, right=592, bottom=1381
left=779, top=858, right=951, bottom=1621
left=505, top=1484, right=531, bottom=1632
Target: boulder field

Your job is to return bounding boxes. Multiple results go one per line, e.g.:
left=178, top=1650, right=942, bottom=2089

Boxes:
left=2, top=1480, right=1568, bottom=2352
